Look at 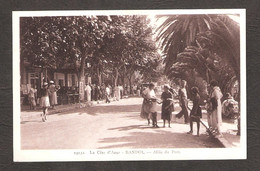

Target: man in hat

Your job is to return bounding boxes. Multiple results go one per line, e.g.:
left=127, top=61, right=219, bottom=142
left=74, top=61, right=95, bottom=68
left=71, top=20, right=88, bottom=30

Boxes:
left=176, top=80, right=189, bottom=124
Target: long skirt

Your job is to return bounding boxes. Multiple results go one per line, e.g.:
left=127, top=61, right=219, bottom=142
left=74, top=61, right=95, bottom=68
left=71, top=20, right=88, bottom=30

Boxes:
left=140, top=99, right=156, bottom=119
left=40, top=96, right=50, bottom=107
left=49, top=92, right=58, bottom=105
left=86, top=91, right=91, bottom=102
left=115, top=90, right=120, bottom=100
left=161, top=104, right=173, bottom=121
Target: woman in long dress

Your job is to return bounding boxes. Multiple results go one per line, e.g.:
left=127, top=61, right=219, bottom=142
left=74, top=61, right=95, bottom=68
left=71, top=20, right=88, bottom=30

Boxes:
left=115, top=85, right=121, bottom=101
left=161, top=84, right=174, bottom=128
left=40, top=82, right=50, bottom=122
left=140, top=83, right=159, bottom=128
left=49, top=81, right=58, bottom=109
left=28, top=85, right=37, bottom=110
left=209, top=80, right=223, bottom=137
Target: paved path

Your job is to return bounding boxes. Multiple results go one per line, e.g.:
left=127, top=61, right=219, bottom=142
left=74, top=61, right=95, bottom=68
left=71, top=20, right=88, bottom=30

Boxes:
left=21, top=97, right=221, bottom=149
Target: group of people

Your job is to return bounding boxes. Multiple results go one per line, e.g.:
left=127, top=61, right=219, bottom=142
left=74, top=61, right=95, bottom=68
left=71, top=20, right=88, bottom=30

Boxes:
left=84, top=83, right=143, bottom=103
left=140, top=83, right=175, bottom=128
left=29, top=81, right=59, bottom=122
left=84, top=84, right=124, bottom=103
left=140, top=80, right=225, bottom=137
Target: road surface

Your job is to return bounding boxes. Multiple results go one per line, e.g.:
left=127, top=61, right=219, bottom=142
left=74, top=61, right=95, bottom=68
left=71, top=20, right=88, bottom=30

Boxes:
left=21, top=97, right=221, bottom=149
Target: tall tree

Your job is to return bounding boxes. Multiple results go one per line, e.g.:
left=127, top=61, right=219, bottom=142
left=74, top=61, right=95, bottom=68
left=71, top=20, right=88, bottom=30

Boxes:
left=156, top=14, right=240, bottom=78
left=20, top=16, right=112, bottom=100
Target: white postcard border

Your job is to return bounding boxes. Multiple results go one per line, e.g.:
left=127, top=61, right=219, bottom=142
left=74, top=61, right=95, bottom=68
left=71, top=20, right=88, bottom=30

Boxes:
left=13, top=9, right=246, bottom=161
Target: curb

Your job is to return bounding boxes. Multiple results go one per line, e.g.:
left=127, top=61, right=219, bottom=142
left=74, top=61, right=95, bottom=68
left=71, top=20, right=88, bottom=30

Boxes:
left=200, top=118, right=233, bottom=148
left=214, top=136, right=233, bottom=148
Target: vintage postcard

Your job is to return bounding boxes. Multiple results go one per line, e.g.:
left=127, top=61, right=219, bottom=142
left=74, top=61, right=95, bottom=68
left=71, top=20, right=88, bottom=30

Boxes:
left=13, top=9, right=246, bottom=161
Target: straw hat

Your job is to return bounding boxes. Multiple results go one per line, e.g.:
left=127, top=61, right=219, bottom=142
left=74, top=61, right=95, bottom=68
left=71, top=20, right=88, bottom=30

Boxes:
left=50, top=80, right=54, bottom=84
left=43, top=82, right=48, bottom=86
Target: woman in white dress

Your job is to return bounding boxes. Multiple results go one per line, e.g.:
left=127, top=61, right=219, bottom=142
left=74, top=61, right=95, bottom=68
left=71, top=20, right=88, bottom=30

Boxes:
left=209, top=80, right=223, bottom=137
left=40, top=82, right=50, bottom=122
left=140, top=83, right=159, bottom=128
left=49, top=81, right=58, bottom=109
left=115, top=85, right=121, bottom=101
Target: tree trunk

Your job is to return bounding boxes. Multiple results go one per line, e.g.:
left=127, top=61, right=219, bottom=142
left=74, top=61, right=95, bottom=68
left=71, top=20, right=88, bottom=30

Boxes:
left=114, top=67, right=119, bottom=87
left=128, top=72, right=133, bottom=95
left=97, top=66, right=102, bottom=86
left=79, top=56, right=86, bottom=102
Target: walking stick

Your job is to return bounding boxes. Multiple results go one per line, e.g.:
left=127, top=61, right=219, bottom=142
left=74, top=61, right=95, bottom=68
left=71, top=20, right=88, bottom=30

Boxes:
left=190, top=115, right=213, bottom=137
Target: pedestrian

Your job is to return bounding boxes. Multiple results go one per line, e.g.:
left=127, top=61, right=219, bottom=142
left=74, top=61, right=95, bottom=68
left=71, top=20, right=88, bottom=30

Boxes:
left=176, top=80, right=189, bottom=124
left=85, top=83, right=92, bottom=102
left=49, top=80, right=59, bottom=109
left=105, top=85, right=110, bottom=103
left=119, top=85, right=123, bottom=99
left=40, top=82, right=50, bottom=122
left=209, top=80, right=223, bottom=137
left=28, top=85, right=37, bottom=110
left=137, top=85, right=141, bottom=97
left=187, top=87, right=202, bottom=136
left=140, top=83, right=159, bottom=128
left=133, top=84, right=137, bottom=95
left=115, top=85, right=121, bottom=101
left=161, top=84, right=174, bottom=128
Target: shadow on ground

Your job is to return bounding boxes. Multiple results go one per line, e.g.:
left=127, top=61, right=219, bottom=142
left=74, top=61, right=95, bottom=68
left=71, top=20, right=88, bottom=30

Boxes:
left=98, top=125, right=223, bottom=149
left=21, top=120, right=43, bottom=124
left=58, top=104, right=142, bottom=116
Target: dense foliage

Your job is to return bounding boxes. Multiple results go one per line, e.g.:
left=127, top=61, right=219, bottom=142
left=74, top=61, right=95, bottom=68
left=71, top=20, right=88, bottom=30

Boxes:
left=20, top=15, right=161, bottom=88
left=156, top=14, right=240, bottom=97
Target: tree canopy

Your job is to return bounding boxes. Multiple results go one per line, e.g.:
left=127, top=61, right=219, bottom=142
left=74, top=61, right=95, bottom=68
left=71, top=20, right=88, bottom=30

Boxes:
left=156, top=14, right=240, bottom=97
left=20, top=15, right=161, bottom=89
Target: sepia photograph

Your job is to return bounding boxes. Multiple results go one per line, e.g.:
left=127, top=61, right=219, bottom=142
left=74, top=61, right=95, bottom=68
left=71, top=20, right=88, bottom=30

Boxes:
left=13, top=9, right=246, bottom=161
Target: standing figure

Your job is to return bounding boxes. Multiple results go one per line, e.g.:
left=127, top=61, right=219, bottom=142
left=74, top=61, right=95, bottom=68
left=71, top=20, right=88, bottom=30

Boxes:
left=119, top=85, right=123, bottom=99
left=85, top=83, right=92, bottom=102
left=176, top=80, right=189, bottom=124
left=28, top=85, right=37, bottom=110
left=187, top=87, right=202, bottom=136
left=140, top=83, right=159, bottom=128
left=105, top=85, right=111, bottom=103
left=49, top=81, right=59, bottom=109
left=115, top=85, right=121, bottom=101
left=136, top=85, right=141, bottom=97
left=209, top=80, right=223, bottom=137
left=161, top=84, right=174, bottom=128
left=40, top=82, right=50, bottom=122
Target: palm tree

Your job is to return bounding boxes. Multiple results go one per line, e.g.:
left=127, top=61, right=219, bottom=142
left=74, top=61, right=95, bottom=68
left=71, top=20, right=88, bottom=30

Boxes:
left=156, top=14, right=240, bottom=79
left=197, top=15, right=240, bottom=78
left=156, top=14, right=217, bottom=74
